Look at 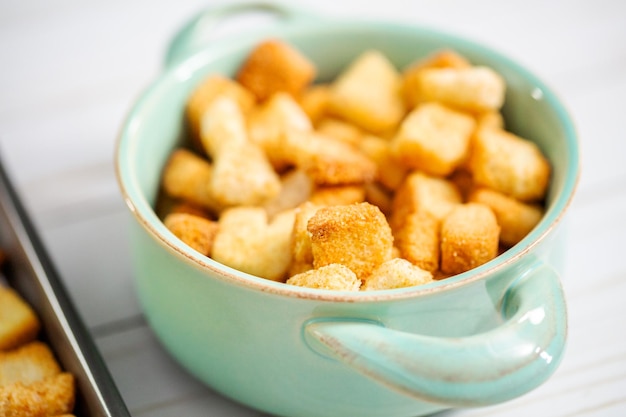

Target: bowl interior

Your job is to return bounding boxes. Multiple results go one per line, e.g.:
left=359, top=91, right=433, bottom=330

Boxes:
left=116, top=21, right=579, bottom=292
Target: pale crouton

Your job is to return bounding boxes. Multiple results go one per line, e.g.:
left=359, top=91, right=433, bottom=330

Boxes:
left=199, top=95, right=248, bottom=157
left=282, top=130, right=377, bottom=185
left=415, top=66, right=506, bottom=113
left=0, top=342, right=61, bottom=387
left=362, top=258, right=433, bottom=291
left=161, top=149, right=222, bottom=213
left=289, top=202, right=320, bottom=276
left=394, top=211, right=440, bottom=273
left=315, top=117, right=363, bottom=146
left=391, top=102, right=476, bottom=176
left=247, top=92, right=312, bottom=170
left=186, top=75, right=255, bottom=144
left=286, top=263, right=361, bottom=291
left=210, top=141, right=281, bottom=207
left=390, top=171, right=462, bottom=231
left=328, top=50, right=405, bottom=133
left=235, top=39, right=316, bottom=101
left=307, top=202, right=393, bottom=280
left=298, top=84, right=331, bottom=124
left=309, top=185, right=365, bottom=207
left=358, top=135, right=408, bottom=191
left=0, top=372, right=75, bottom=417
left=469, top=127, right=551, bottom=202
left=263, top=169, right=314, bottom=218
left=441, top=203, right=500, bottom=275
left=163, top=213, right=219, bottom=256
left=211, top=207, right=295, bottom=281
left=0, top=287, right=40, bottom=351
left=468, top=187, right=544, bottom=247
left=402, top=49, right=472, bottom=108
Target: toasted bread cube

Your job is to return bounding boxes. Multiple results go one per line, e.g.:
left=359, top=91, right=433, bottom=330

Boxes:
left=0, top=342, right=61, bottom=387
left=287, top=264, right=361, bottom=291
left=328, top=50, right=405, bottom=133
left=402, top=49, right=471, bottom=108
left=315, top=117, right=363, bottom=146
left=211, top=207, right=295, bottom=281
left=0, top=372, right=74, bottom=417
left=469, top=127, right=551, bottom=202
left=163, top=213, right=219, bottom=256
left=416, top=66, right=506, bottom=113
left=282, top=130, right=377, bottom=185
left=390, top=171, right=462, bottom=231
left=0, top=287, right=40, bottom=351
left=358, top=135, right=408, bottom=191
left=186, top=75, right=255, bottom=144
left=298, top=84, right=331, bottom=124
left=391, top=102, right=476, bottom=176
left=468, top=187, right=544, bottom=247
left=199, top=95, right=248, bottom=157
left=210, top=141, right=281, bottom=207
left=475, top=111, right=504, bottom=130
left=263, top=169, right=314, bottom=218
left=247, top=92, right=312, bottom=170
left=441, top=203, right=500, bottom=275
left=161, top=149, right=222, bottom=213
left=167, top=201, right=212, bottom=219
left=394, top=211, right=440, bottom=273
left=236, top=39, right=316, bottom=101
left=309, top=185, right=365, bottom=207
left=307, top=202, right=393, bottom=280
left=362, top=258, right=433, bottom=291
left=289, top=202, right=320, bottom=276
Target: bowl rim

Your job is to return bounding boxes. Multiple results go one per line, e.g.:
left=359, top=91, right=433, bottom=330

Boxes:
left=115, top=19, right=581, bottom=302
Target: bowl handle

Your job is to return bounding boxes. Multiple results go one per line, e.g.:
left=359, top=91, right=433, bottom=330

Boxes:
left=304, top=260, right=567, bottom=407
left=164, top=2, right=320, bottom=68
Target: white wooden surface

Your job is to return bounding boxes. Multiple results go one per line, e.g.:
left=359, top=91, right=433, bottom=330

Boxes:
left=1, top=0, right=625, bottom=416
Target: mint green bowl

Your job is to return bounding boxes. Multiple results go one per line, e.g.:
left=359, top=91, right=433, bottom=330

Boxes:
left=116, top=4, right=579, bottom=417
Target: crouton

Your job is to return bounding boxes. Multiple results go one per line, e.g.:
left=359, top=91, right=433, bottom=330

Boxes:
left=307, top=202, right=393, bottom=280
left=0, top=287, right=40, bottom=351
left=315, top=117, right=363, bottom=146
left=362, top=258, right=433, bottom=290
left=236, top=39, right=316, bottom=101
left=358, top=135, right=408, bottom=191
left=394, top=211, right=440, bottom=273
left=0, top=342, right=61, bottom=387
left=288, top=202, right=320, bottom=276
left=391, top=102, right=476, bottom=176
left=0, top=373, right=75, bottom=417
left=309, top=185, right=366, bottom=207
left=469, top=127, right=551, bottom=202
left=468, top=187, right=544, bottom=247
left=286, top=263, right=361, bottom=291
left=163, top=213, right=219, bottom=256
left=298, top=84, right=331, bottom=124
left=440, top=203, right=500, bottom=275
left=328, top=50, right=405, bottom=133
left=199, top=95, right=248, bottom=157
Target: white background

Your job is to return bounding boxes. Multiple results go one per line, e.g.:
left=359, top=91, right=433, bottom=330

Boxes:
left=1, top=0, right=625, bottom=415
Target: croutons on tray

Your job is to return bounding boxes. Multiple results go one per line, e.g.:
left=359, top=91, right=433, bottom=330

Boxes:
left=157, top=38, right=551, bottom=291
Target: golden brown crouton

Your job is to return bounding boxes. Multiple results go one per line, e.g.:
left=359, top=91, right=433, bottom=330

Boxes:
left=358, top=135, right=408, bottom=191
left=415, top=66, right=506, bottom=113
left=362, top=258, right=433, bottom=291
left=328, top=50, right=405, bottom=133
left=440, top=203, right=500, bottom=275
left=0, top=288, right=40, bottom=351
left=469, top=127, right=551, bottom=202
left=468, top=187, right=544, bottom=247
left=309, top=185, right=366, bottom=207
left=286, top=263, right=361, bottom=291
left=282, top=130, right=377, bottom=186
left=394, top=211, right=440, bottom=273
left=307, top=202, right=393, bottom=280
left=161, top=149, right=222, bottom=213
left=236, top=39, right=316, bottom=101
left=186, top=75, right=255, bottom=145
left=210, top=141, right=281, bottom=207
left=288, top=202, right=321, bottom=276
left=298, top=84, right=331, bottom=124
left=315, top=117, right=363, bottom=146
left=402, top=49, right=472, bottom=108
left=163, top=213, right=219, bottom=256
left=211, top=207, right=295, bottom=281
left=390, top=171, right=462, bottom=231
left=391, top=102, right=476, bottom=176
left=0, top=372, right=75, bottom=417
left=0, top=342, right=61, bottom=387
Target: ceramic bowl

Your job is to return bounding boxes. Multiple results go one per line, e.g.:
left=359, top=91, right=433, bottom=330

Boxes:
left=116, top=3, right=579, bottom=417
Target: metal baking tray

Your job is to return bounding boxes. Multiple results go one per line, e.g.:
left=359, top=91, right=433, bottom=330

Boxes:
left=0, top=154, right=131, bottom=417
